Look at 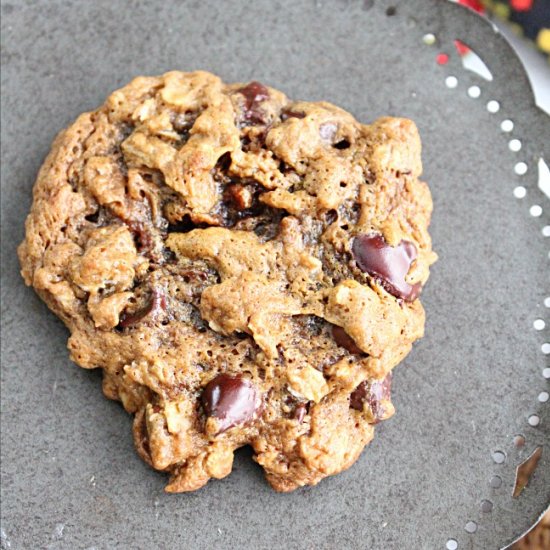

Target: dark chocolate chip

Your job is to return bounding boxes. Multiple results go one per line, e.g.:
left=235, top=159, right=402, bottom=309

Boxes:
left=238, top=81, right=269, bottom=124
left=281, top=109, right=306, bottom=121
left=351, top=233, right=421, bottom=301
left=119, top=289, right=167, bottom=328
left=350, top=373, right=392, bottom=422
left=127, top=220, right=155, bottom=255
left=333, top=139, right=350, bottom=150
left=350, top=382, right=368, bottom=411
left=85, top=210, right=100, bottom=224
left=121, top=214, right=165, bottom=263
left=167, top=214, right=199, bottom=234
left=215, top=151, right=232, bottom=172
left=163, top=248, right=177, bottom=263
left=201, top=374, right=259, bottom=433
left=239, top=81, right=269, bottom=109
left=293, top=403, right=308, bottom=423
left=332, top=325, right=364, bottom=355
left=171, top=111, right=198, bottom=141
left=324, top=209, right=338, bottom=225
left=240, top=136, right=252, bottom=150
left=180, top=269, right=208, bottom=283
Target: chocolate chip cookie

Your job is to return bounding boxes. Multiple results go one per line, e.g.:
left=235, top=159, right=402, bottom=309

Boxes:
left=18, top=71, right=437, bottom=492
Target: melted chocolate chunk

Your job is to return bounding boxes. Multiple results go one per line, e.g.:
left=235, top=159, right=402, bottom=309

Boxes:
left=127, top=221, right=155, bottom=253
left=238, top=81, right=269, bottom=124
left=171, top=111, right=198, bottom=142
left=239, top=81, right=269, bottom=110
left=293, top=402, right=308, bottom=423
left=332, top=326, right=364, bottom=355
left=119, top=289, right=167, bottom=328
left=349, top=373, right=392, bottom=422
left=180, top=269, right=208, bottom=283
left=202, top=374, right=259, bottom=433
left=281, top=109, right=306, bottom=121
left=126, top=219, right=167, bottom=263
left=215, top=151, right=232, bottom=173
left=352, top=233, right=421, bottom=301
left=324, top=209, right=338, bottom=226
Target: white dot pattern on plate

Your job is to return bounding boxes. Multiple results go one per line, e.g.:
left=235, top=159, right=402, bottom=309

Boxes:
left=513, top=186, right=526, bottom=199
left=529, top=205, right=542, bottom=217
left=509, top=139, right=522, bottom=152
left=445, top=76, right=458, bottom=88
left=481, top=500, right=493, bottom=513
left=423, top=33, right=436, bottom=45
left=438, top=42, right=547, bottom=549
left=468, top=85, right=481, bottom=98
left=501, top=119, right=514, bottom=132
left=490, top=475, right=502, bottom=488
left=515, top=162, right=528, bottom=175
left=492, top=451, right=506, bottom=464
left=528, top=415, right=540, bottom=427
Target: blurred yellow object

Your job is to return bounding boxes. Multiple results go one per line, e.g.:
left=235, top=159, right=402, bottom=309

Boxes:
left=510, top=21, right=525, bottom=36
left=481, top=0, right=550, bottom=60
left=536, top=28, right=550, bottom=53
left=493, top=1, right=512, bottom=19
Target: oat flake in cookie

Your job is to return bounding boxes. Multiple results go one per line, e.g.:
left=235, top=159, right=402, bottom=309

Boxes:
left=18, top=71, right=437, bottom=492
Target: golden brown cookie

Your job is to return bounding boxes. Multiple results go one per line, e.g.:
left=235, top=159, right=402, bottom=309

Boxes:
left=18, top=71, right=436, bottom=492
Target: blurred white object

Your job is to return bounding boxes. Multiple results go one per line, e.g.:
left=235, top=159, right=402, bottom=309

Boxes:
left=495, top=20, right=550, bottom=115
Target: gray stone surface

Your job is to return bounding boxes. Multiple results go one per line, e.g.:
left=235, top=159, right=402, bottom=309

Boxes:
left=1, top=1, right=548, bottom=548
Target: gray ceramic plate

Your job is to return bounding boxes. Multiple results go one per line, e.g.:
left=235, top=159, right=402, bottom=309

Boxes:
left=1, top=1, right=549, bottom=548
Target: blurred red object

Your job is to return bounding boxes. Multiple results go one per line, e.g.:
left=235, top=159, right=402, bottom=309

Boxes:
left=510, top=0, right=534, bottom=11
left=454, top=1, right=486, bottom=56
left=454, top=39, right=469, bottom=56
left=457, top=0, right=486, bottom=13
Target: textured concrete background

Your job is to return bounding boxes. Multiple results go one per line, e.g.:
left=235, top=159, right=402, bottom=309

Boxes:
left=1, top=1, right=549, bottom=549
